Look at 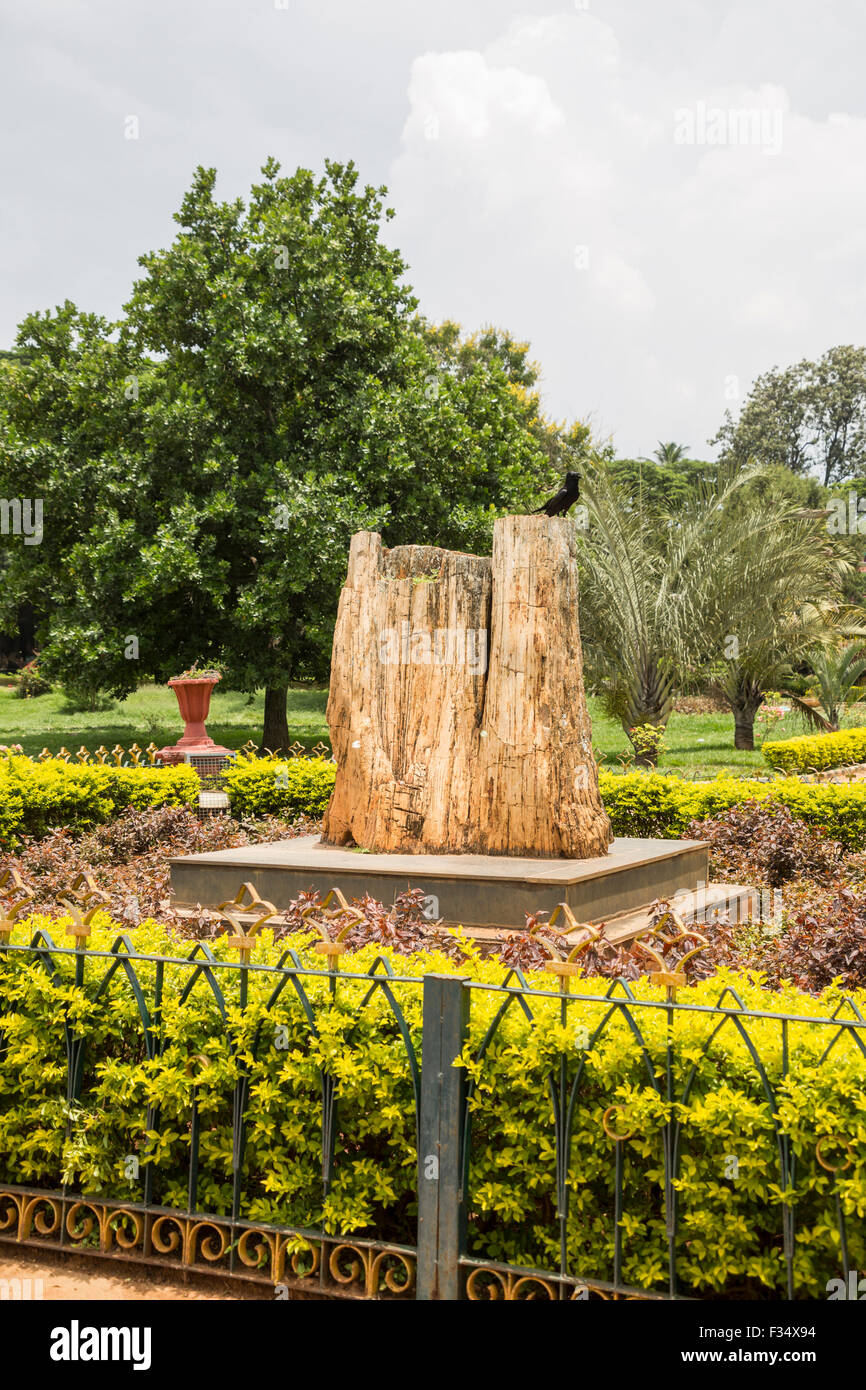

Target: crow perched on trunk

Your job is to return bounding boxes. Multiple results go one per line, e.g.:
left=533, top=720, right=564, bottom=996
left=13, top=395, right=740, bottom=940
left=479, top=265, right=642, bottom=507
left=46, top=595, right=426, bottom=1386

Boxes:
left=534, top=471, right=581, bottom=517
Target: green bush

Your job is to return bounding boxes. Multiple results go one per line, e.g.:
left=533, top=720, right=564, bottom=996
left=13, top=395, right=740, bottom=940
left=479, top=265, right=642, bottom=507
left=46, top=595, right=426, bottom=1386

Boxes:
left=223, top=754, right=335, bottom=820
left=216, top=759, right=866, bottom=850
left=0, top=756, right=199, bottom=848
left=598, top=769, right=866, bottom=849
left=0, top=913, right=863, bottom=1297
left=762, top=726, right=866, bottom=773
left=13, top=661, right=51, bottom=699
left=0, top=753, right=332, bottom=848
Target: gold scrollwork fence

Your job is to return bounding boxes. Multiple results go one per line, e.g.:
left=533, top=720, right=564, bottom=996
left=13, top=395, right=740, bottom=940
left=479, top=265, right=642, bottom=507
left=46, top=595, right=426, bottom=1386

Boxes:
left=0, top=1188, right=415, bottom=1299
left=5, top=740, right=335, bottom=766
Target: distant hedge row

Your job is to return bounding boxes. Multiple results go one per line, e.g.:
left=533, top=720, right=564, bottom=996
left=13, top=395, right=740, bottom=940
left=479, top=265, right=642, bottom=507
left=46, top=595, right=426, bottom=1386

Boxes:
left=0, top=754, right=338, bottom=849
left=227, top=760, right=866, bottom=848
left=221, top=755, right=335, bottom=819
left=762, top=726, right=866, bottom=774
left=4, top=756, right=866, bottom=852
left=597, top=770, right=866, bottom=848
left=0, top=757, right=200, bottom=847
left=226, top=760, right=866, bottom=848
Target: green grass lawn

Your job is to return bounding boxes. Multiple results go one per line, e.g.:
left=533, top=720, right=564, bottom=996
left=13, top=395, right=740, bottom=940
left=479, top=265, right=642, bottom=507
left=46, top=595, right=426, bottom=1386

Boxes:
left=0, top=683, right=332, bottom=759
left=588, top=704, right=799, bottom=777
left=0, top=682, right=859, bottom=776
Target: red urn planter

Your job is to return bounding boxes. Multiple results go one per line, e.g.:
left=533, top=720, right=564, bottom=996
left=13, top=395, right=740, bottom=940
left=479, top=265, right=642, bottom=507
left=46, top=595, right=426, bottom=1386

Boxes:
left=157, top=676, right=235, bottom=767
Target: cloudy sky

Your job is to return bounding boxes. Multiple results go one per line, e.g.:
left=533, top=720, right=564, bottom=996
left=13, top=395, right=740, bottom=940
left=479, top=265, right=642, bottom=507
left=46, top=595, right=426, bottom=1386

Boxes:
left=2, top=0, right=864, bottom=457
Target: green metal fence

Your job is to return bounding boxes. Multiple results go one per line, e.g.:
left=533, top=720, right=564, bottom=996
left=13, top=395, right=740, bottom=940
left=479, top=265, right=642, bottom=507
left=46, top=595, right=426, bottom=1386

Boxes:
left=0, top=927, right=864, bottom=1300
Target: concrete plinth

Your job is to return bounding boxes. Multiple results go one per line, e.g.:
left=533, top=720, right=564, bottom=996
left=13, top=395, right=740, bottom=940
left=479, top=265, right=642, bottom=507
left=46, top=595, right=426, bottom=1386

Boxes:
left=157, top=741, right=235, bottom=768
left=169, top=834, right=710, bottom=930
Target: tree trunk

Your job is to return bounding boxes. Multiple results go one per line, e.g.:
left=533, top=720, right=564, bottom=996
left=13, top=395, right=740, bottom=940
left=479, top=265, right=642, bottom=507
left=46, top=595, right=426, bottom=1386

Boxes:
left=731, top=676, right=763, bottom=751
left=263, top=684, right=289, bottom=754
left=634, top=750, right=658, bottom=770
left=733, top=712, right=756, bottom=751
left=322, top=517, right=613, bottom=858
left=620, top=655, right=673, bottom=768
left=18, top=602, right=36, bottom=659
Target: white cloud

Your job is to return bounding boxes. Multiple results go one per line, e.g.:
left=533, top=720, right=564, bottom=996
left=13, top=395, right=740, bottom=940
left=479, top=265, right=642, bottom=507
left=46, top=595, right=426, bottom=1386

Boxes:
left=389, top=11, right=866, bottom=456
left=592, top=252, right=655, bottom=318
left=404, top=50, right=565, bottom=144
left=3, top=0, right=866, bottom=459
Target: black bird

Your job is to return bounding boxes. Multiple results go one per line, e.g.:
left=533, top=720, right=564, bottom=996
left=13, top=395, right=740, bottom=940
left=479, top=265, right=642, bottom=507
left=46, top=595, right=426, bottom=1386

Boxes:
left=534, top=470, right=581, bottom=517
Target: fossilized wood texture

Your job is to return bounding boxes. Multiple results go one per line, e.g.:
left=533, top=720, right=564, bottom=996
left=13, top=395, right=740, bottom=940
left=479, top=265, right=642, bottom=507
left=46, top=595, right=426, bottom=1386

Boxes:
left=322, top=516, right=613, bottom=858
left=322, top=532, right=491, bottom=853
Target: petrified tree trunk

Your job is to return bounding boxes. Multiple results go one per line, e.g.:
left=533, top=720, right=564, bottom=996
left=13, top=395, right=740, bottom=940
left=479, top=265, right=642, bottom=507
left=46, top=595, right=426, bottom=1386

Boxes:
left=474, top=516, right=612, bottom=857
left=322, top=516, right=612, bottom=858
left=323, top=533, right=491, bottom=851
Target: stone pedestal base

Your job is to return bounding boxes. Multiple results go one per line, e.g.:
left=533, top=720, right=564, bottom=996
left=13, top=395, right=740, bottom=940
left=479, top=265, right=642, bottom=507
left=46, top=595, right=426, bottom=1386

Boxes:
left=169, top=834, right=710, bottom=930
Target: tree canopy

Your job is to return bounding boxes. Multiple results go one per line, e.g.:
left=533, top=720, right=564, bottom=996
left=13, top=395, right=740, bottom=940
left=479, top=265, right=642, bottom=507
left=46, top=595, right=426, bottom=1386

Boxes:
left=0, top=159, right=569, bottom=746
left=712, top=346, right=866, bottom=485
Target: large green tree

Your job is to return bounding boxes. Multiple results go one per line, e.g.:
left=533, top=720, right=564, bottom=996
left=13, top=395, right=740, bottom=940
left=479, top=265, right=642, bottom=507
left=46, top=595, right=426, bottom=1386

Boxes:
left=600, top=455, right=826, bottom=521
left=699, top=531, right=851, bottom=749
left=0, top=160, right=558, bottom=748
left=652, top=441, right=689, bottom=465
left=577, top=463, right=758, bottom=758
left=712, top=346, right=866, bottom=485
left=417, top=319, right=596, bottom=476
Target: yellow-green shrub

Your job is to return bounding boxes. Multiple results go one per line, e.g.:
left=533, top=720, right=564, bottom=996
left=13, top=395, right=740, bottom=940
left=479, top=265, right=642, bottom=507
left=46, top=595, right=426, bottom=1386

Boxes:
left=219, top=761, right=866, bottom=850
left=763, top=726, right=866, bottom=773
left=598, top=769, right=866, bottom=849
left=1, top=913, right=864, bottom=1297
left=223, top=754, right=335, bottom=819
left=0, top=756, right=199, bottom=848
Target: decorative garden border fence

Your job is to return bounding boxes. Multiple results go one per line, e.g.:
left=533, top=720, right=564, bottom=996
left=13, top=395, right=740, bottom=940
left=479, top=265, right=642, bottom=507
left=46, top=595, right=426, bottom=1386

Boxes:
left=15, top=740, right=336, bottom=767
left=0, top=925, right=864, bottom=1300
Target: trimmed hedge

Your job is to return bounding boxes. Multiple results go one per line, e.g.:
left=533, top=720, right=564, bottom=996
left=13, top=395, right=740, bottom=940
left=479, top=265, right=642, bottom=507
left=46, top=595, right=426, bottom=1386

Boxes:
left=222, top=754, right=336, bottom=819
left=0, top=754, right=334, bottom=849
left=1, top=913, right=864, bottom=1297
left=0, top=756, right=199, bottom=848
left=220, top=760, right=866, bottom=850
left=762, top=726, right=866, bottom=773
left=597, top=770, right=866, bottom=848
left=5, top=754, right=866, bottom=854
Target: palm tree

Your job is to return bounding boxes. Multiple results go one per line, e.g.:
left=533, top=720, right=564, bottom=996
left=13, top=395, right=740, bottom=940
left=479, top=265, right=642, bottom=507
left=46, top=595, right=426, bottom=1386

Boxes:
left=697, top=507, right=853, bottom=748
left=577, top=464, right=756, bottom=763
left=786, top=643, right=866, bottom=731
left=578, top=462, right=852, bottom=756
left=653, top=441, right=689, bottom=465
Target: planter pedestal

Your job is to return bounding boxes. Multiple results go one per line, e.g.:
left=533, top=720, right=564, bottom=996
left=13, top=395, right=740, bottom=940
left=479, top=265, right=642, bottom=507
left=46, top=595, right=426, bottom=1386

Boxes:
left=157, top=741, right=237, bottom=768
left=157, top=676, right=235, bottom=768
